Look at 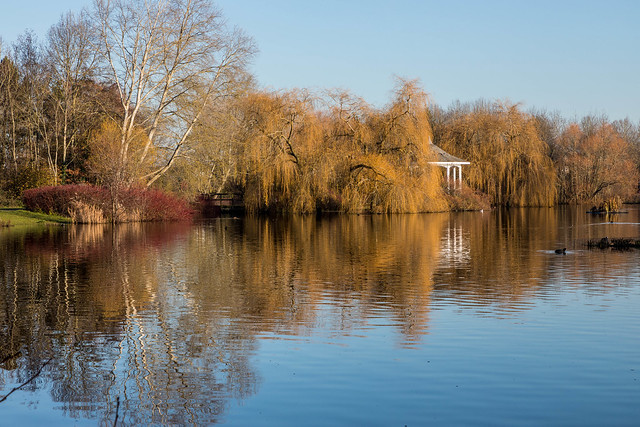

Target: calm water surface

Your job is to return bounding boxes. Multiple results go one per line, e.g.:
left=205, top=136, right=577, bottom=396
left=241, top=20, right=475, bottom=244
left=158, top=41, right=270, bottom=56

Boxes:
left=1, top=207, right=639, bottom=425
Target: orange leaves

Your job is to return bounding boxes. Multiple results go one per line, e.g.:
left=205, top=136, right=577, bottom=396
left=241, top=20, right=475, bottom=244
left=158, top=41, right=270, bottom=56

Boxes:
left=87, top=119, right=155, bottom=188
left=326, top=80, right=445, bottom=213
left=235, top=90, right=321, bottom=212
left=435, top=101, right=557, bottom=207
left=555, top=121, right=638, bottom=203
left=217, top=80, right=446, bottom=213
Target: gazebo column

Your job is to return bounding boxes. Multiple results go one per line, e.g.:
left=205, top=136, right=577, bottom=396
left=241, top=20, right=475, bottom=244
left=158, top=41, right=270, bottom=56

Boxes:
left=446, top=166, right=451, bottom=190
left=451, top=166, right=456, bottom=189
left=458, top=165, right=463, bottom=189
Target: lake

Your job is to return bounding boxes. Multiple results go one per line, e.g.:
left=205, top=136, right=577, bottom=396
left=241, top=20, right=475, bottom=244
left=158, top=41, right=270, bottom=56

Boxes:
left=1, top=207, right=639, bottom=425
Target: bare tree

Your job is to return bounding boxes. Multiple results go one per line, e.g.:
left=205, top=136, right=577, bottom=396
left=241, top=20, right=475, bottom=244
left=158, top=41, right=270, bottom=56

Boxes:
left=46, top=11, right=99, bottom=182
left=91, top=0, right=255, bottom=188
left=12, top=31, right=53, bottom=169
left=0, top=53, right=21, bottom=171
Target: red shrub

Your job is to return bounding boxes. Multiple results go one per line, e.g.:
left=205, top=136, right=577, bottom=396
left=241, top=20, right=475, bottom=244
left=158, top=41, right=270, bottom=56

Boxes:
left=23, top=184, right=107, bottom=214
left=141, top=188, right=193, bottom=221
left=23, top=184, right=193, bottom=223
left=119, top=187, right=193, bottom=221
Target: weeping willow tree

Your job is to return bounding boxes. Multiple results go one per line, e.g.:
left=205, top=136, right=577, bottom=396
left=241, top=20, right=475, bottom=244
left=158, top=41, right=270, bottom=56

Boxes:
left=232, top=90, right=327, bottom=213
left=177, top=80, right=447, bottom=214
left=169, top=89, right=328, bottom=212
left=434, top=101, right=556, bottom=206
left=326, top=79, right=446, bottom=213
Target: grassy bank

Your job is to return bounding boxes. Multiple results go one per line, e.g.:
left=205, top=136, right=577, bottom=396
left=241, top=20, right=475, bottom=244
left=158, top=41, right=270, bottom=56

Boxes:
left=0, top=207, right=71, bottom=227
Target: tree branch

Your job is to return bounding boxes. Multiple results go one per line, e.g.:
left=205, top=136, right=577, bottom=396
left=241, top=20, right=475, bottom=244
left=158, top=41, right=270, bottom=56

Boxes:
left=0, top=358, right=52, bottom=403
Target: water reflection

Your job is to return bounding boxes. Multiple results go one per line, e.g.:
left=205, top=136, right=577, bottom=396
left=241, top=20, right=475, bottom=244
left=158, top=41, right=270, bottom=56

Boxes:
left=1, top=208, right=639, bottom=424
left=1, top=223, right=257, bottom=424
left=189, top=215, right=448, bottom=343
left=0, top=216, right=447, bottom=423
left=439, top=218, right=471, bottom=268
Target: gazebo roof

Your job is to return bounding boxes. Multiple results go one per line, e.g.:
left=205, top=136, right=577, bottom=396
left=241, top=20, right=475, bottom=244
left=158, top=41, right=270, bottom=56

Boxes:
left=429, top=143, right=470, bottom=165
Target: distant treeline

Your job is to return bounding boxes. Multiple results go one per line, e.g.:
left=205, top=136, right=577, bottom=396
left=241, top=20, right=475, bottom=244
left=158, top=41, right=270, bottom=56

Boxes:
left=1, top=0, right=638, bottom=213
left=432, top=101, right=639, bottom=207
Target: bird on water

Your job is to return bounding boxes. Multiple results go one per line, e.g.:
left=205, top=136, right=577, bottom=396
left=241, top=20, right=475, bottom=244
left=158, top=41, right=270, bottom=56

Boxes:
left=555, top=248, right=566, bottom=254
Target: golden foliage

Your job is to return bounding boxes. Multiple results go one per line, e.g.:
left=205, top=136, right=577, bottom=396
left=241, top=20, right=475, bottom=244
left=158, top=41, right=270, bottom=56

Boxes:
left=174, top=79, right=448, bottom=213
left=326, top=79, right=446, bottom=213
left=435, top=101, right=557, bottom=206
left=235, top=90, right=323, bottom=213
left=174, top=80, right=640, bottom=212
left=213, top=81, right=447, bottom=214
left=87, top=119, right=155, bottom=188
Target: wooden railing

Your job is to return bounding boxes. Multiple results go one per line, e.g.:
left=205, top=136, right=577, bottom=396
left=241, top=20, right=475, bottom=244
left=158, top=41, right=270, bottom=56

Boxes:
left=196, top=193, right=244, bottom=215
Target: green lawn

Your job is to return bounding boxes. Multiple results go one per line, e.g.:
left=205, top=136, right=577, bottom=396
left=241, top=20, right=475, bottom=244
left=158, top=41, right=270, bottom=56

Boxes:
left=0, top=207, right=71, bottom=227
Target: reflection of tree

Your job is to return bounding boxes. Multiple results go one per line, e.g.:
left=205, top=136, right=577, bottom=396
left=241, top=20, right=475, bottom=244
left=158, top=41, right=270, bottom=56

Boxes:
left=9, top=211, right=615, bottom=422
left=2, top=214, right=450, bottom=423
left=185, top=214, right=448, bottom=346
left=0, top=223, right=259, bottom=424
left=431, top=207, right=640, bottom=313
left=433, top=209, right=559, bottom=309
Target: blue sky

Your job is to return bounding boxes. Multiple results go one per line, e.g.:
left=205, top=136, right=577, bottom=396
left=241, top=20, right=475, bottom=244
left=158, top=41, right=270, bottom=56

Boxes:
left=2, top=0, right=639, bottom=121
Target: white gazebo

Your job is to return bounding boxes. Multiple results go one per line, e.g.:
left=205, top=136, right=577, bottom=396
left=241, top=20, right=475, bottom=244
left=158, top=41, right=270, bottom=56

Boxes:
left=428, top=140, right=470, bottom=190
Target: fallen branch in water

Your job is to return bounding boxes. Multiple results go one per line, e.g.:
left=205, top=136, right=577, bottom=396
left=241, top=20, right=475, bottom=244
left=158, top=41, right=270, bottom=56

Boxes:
left=586, top=237, right=640, bottom=249
left=0, top=358, right=52, bottom=403
left=114, top=396, right=120, bottom=427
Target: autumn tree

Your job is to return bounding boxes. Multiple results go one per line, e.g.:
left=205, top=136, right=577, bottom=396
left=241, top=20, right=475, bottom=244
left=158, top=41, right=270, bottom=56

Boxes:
left=554, top=120, right=638, bottom=204
left=1, top=20, right=123, bottom=198
left=0, top=32, right=61, bottom=196
left=326, top=79, right=445, bottom=213
left=433, top=101, right=556, bottom=206
left=162, top=76, right=255, bottom=198
left=613, top=117, right=640, bottom=200
left=232, top=90, right=324, bottom=213
left=87, top=119, right=157, bottom=220
left=0, top=56, right=20, bottom=173
left=13, top=31, right=51, bottom=167
left=181, top=79, right=445, bottom=214
left=229, top=80, right=446, bottom=214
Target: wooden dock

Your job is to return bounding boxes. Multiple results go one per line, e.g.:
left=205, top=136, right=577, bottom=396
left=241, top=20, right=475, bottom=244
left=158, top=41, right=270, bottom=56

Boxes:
left=197, top=193, right=244, bottom=216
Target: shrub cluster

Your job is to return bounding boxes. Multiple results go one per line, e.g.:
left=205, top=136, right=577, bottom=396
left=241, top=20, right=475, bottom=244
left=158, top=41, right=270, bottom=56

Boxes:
left=446, top=186, right=491, bottom=211
left=23, top=184, right=193, bottom=223
left=118, top=187, right=194, bottom=222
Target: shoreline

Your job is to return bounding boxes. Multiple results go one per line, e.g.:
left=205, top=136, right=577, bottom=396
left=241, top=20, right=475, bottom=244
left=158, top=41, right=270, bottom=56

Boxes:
left=0, top=208, right=71, bottom=228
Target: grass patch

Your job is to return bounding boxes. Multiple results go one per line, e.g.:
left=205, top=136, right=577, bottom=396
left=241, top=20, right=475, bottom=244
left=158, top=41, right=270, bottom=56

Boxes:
left=0, top=207, right=71, bottom=227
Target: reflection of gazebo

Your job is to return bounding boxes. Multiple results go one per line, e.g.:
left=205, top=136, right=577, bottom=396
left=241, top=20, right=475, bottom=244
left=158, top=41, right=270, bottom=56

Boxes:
left=428, top=140, right=470, bottom=190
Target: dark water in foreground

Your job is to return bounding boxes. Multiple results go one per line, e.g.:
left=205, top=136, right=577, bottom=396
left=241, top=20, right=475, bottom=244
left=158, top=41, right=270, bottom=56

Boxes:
left=1, top=207, right=639, bottom=426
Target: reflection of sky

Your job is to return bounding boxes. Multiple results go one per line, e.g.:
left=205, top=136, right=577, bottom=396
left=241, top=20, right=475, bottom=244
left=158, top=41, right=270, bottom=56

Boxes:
left=227, top=280, right=640, bottom=425
left=2, top=388, right=94, bottom=427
